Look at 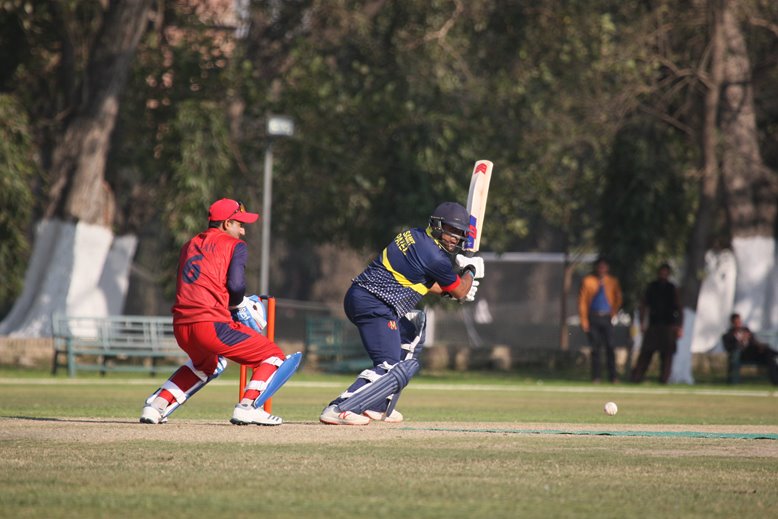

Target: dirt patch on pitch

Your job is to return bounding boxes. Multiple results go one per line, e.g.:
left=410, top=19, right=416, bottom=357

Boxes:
left=2, top=417, right=778, bottom=459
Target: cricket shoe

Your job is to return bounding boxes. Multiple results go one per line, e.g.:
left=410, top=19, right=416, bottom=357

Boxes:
left=230, top=403, right=283, bottom=426
left=363, top=409, right=404, bottom=423
left=139, top=405, right=163, bottom=425
left=319, top=405, right=370, bottom=426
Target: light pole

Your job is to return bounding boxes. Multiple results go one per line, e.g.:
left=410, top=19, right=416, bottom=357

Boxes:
left=260, top=115, right=294, bottom=296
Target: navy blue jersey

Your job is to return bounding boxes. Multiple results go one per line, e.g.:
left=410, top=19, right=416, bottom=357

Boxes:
left=353, top=227, right=461, bottom=317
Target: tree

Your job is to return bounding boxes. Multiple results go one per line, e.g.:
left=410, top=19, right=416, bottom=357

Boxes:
left=716, top=0, right=778, bottom=329
left=605, top=0, right=778, bottom=382
left=0, top=0, right=151, bottom=335
left=3, top=0, right=776, bottom=352
left=0, top=95, right=36, bottom=317
left=660, top=0, right=778, bottom=330
left=115, top=1, right=257, bottom=311
left=599, top=119, right=691, bottom=310
left=46, top=0, right=151, bottom=225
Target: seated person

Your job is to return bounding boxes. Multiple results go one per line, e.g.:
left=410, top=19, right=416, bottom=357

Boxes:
left=721, top=313, right=778, bottom=385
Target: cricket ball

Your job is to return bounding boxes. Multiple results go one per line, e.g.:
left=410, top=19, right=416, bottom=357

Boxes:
left=604, top=401, right=618, bottom=416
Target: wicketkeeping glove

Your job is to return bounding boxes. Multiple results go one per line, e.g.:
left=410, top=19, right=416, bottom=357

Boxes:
left=455, top=254, right=485, bottom=279
left=230, top=294, right=267, bottom=332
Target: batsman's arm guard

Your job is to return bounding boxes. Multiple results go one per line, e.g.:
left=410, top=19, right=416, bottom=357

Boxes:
left=230, top=294, right=267, bottom=332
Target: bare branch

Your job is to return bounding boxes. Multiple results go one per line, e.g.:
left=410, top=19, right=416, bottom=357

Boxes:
left=422, top=0, right=463, bottom=44
left=749, top=16, right=778, bottom=38
left=637, top=104, right=695, bottom=137
left=404, top=0, right=463, bottom=50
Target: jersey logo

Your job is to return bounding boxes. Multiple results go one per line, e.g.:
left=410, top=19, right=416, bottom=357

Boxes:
left=394, top=230, right=415, bottom=255
left=387, top=320, right=397, bottom=330
left=182, top=254, right=203, bottom=284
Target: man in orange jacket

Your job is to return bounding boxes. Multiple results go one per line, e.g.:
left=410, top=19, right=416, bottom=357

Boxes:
left=578, top=257, right=623, bottom=383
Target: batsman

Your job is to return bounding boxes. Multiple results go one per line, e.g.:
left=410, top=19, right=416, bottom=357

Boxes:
left=319, top=201, right=485, bottom=425
left=140, top=198, right=300, bottom=426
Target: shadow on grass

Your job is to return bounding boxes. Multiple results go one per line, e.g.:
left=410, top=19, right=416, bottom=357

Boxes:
left=2, top=415, right=138, bottom=424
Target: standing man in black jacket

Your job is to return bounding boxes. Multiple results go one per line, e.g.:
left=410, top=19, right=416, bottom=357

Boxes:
left=631, top=263, right=683, bottom=384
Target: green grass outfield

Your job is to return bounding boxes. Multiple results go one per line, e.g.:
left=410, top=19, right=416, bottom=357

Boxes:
left=1, top=367, right=777, bottom=519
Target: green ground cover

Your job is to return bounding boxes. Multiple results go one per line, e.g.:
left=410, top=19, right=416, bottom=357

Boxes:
left=0, top=370, right=776, bottom=518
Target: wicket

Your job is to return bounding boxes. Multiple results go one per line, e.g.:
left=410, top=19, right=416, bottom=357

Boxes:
left=239, top=296, right=276, bottom=412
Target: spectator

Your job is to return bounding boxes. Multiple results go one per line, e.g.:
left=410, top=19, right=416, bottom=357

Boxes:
left=630, top=263, right=682, bottom=384
left=578, top=257, right=623, bottom=383
left=722, top=313, right=778, bottom=385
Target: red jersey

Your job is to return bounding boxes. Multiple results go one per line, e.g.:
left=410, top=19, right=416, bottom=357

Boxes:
left=172, top=228, right=244, bottom=324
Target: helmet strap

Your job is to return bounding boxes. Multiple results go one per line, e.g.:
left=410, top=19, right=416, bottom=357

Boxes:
left=426, top=224, right=464, bottom=253
left=428, top=217, right=444, bottom=240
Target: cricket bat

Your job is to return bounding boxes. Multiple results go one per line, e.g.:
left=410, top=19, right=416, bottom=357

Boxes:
left=464, top=160, right=493, bottom=254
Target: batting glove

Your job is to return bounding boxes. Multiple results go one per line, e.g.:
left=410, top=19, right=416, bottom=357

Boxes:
left=462, top=280, right=479, bottom=302
left=455, top=254, right=485, bottom=279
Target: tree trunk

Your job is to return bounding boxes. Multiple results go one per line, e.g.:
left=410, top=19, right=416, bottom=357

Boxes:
left=46, top=0, right=151, bottom=225
left=718, top=0, right=778, bottom=329
left=672, top=0, right=728, bottom=384
left=0, top=1, right=150, bottom=337
left=559, top=257, right=574, bottom=352
left=680, top=1, right=726, bottom=311
left=675, top=0, right=778, bottom=383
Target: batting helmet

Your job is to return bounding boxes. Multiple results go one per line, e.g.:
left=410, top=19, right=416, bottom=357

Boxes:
left=429, top=202, right=470, bottom=248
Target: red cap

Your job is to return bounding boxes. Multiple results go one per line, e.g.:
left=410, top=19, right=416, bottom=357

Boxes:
left=208, top=199, right=259, bottom=223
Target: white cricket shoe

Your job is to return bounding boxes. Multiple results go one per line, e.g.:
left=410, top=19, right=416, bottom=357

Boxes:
left=230, top=403, right=283, bottom=426
left=319, top=405, right=370, bottom=426
left=363, top=409, right=404, bottom=423
left=140, top=405, right=163, bottom=424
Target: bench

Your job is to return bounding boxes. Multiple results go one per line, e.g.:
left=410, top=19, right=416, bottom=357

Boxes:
left=726, top=330, right=778, bottom=384
left=304, top=316, right=372, bottom=373
left=692, top=330, right=778, bottom=383
left=52, top=314, right=188, bottom=377
left=757, top=330, right=778, bottom=350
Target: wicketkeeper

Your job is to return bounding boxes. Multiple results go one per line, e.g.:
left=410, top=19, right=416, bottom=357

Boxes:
left=319, top=202, right=485, bottom=425
left=140, top=198, right=299, bottom=426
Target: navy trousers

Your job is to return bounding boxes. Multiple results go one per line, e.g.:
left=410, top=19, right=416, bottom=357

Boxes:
left=330, top=284, right=419, bottom=410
